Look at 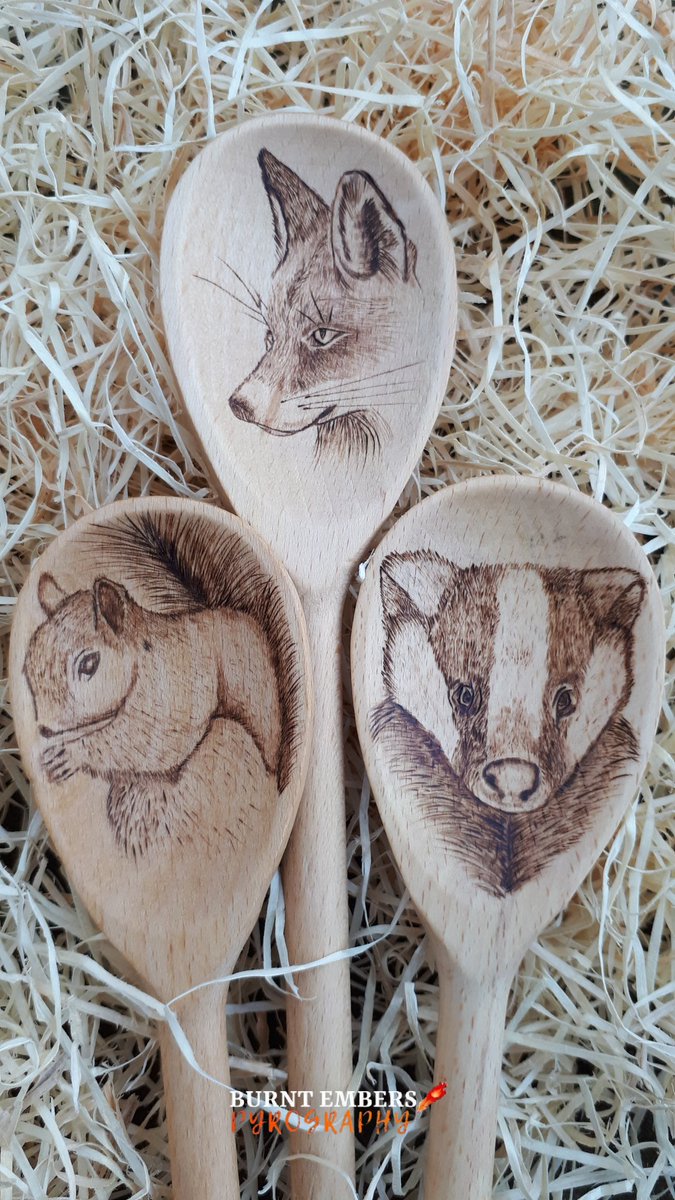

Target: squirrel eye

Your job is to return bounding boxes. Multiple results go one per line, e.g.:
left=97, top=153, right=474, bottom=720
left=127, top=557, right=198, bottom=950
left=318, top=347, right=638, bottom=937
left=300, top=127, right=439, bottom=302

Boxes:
left=452, top=681, right=480, bottom=715
left=554, top=685, right=576, bottom=721
left=77, top=651, right=100, bottom=681
left=310, top=327, right=344, bottom=348
left=264, top=330, right=274, bottom=352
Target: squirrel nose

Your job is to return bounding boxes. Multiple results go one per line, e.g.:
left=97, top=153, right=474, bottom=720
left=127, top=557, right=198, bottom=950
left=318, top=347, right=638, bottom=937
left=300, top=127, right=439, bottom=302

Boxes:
left=482, top=758, right=540, bottom=805
left=39, top=724, right=55, bottom=737
left=229, top=395, right=255, bottom=422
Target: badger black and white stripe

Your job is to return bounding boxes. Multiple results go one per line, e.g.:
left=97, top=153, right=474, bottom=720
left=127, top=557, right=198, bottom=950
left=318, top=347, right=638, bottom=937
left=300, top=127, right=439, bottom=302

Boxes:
left=371, top=552, right=644, bottom=896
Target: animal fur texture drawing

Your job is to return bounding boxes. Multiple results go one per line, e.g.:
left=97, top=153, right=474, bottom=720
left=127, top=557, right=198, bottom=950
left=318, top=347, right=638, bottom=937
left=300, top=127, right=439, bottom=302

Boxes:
left=370, top=552, right=644, bottom=896
left=199, top=148, right=423, bottom=459
left=23, top=511, right=303, bottom=858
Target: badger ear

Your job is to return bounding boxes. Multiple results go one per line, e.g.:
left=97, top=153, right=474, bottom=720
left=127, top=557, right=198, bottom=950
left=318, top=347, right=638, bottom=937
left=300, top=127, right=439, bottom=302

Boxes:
left=380, top=552, right=451, bottom=625
left=37, top=573, right=66, bottom=616
left=332, top=170, right=414, bottom=283
left=580, top=568, right=645, bottom=631
left=93, top=578, right=128, bottom=635
left=258, top=149, right=329, bottom=262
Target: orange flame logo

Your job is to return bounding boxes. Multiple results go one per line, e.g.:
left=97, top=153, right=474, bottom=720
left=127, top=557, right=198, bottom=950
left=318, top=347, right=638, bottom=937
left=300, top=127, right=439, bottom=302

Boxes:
left=417, top=1081, right=447, bottom=1114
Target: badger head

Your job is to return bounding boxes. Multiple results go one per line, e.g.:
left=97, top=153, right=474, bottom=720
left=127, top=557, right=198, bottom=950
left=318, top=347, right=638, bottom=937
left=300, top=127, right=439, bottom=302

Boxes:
left=379, top=554, right=644, bottom=814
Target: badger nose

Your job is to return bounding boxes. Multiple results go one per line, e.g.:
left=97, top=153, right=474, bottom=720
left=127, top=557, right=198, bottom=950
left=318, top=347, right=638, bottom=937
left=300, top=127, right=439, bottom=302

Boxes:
left=482, top=758, right=540, bottom=805
left=229, top=395, right=255, bottom=422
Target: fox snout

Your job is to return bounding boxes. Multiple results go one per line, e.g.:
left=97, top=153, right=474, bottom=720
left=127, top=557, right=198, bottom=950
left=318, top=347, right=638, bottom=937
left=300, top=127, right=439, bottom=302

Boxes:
left=228, top=356, right=331, bottom=435
left=477, top=757, right=544, bottom=813
left=228, top=375, right=280, bottom=431
left=229, top=395, right=255, bottom=423
left=228, top=383, right=300, bottom=434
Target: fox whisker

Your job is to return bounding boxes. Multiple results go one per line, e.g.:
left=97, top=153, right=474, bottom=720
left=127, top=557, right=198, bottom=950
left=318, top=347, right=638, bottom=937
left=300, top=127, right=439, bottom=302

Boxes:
left=282, top=360, right=423, bottom=404
left=308, top=287, right=331, bottom=326
left=285, top=381, right=418, bottom=407
left=193, top=274, right=269, bottom=327
left=297, top=384, right=414, bottom=410
left=299, top=380, right=414, bottom=398
left=293, top=380, right=415, bottom=400
left=300, top=398, right=412, bottom=412
left=218, top=257, right=268, bottom=314
left=302, top=401, right=411, bottom=411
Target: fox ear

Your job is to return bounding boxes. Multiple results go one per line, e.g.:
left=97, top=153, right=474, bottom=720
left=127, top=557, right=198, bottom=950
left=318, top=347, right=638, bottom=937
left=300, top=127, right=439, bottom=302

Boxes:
left=258, top=149, right=329, bottom=261
left=93, top=578, right=128, bottom=635
left=37, top=573, right=67, bottom=616
left=380, top=552, right=451, bottom=625
left=580, top=568, right=645, bottom=631
left=332, top=170, right=414, bottom=283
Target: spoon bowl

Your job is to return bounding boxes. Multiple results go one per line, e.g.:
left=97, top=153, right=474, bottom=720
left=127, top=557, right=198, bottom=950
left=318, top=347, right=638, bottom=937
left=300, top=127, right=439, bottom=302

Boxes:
left=161, top=113, right=457, bottom=589
left=352, top=476, right=663, bottom=1200
left=9, top=497, right=312, bottom=1200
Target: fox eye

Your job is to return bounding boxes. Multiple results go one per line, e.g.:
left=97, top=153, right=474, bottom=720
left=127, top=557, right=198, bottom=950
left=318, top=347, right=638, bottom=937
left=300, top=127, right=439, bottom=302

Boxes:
left=264, top=330, right=274, bottom=352
left=451, top=681, right=481, bottom=716
left=76, top=651, right=100, bottom=681
left=554, top=685, right=576, bottom=722
left=308, top=326, right=345, bottom=349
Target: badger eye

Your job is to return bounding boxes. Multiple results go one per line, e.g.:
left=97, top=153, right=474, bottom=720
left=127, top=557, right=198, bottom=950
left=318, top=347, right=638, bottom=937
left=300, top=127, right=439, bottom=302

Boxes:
left=309, top=326, right=345, bottom=348
left=554, top=685, right=576, bottom=722
left=264, top=330, right=274, bottom=352
left=76, top=651, right=100, bottom=681
left=452, top=681, right=481, bottom=715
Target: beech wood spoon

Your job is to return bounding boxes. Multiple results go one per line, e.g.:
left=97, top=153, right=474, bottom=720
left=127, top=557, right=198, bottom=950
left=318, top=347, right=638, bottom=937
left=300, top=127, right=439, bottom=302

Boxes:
left=160, top=112, right=457, bottom=1197
left=351, top=476, right=663, bottom=1200
left=9, top=497, right=312, bottom=1200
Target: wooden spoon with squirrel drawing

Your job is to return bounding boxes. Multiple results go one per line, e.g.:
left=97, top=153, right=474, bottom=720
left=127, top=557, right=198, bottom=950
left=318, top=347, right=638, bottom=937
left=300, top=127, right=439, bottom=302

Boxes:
left=9, top=497, right=312, bottom=1200
left=351, top=477, right=663, bottom=1200
left=160, top=113, right=457, bottom=1196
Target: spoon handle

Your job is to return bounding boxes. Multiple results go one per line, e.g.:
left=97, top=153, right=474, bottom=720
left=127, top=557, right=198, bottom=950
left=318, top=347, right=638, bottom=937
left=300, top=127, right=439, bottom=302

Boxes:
left=282, top=586, right=355, bottom=1198
left=424, top=945, right=511, bottom=1200
left=160, top=987, right=239, bottom=1200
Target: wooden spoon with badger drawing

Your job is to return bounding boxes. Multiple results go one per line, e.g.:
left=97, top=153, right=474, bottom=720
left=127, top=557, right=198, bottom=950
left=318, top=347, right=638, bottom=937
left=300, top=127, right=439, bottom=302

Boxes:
left=351, top=476, right=663, bottom=1200
left=160, top=113, right=457, bottom=1195
left=9, top=497, right=312, bottom=1200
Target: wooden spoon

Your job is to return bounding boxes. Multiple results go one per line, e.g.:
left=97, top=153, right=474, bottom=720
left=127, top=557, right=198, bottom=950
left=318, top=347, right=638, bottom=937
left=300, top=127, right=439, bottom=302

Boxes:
left=9, top=497, right=312, bottom=1200
left=351, top=476, right=663, bottom=1200
left=160, top=113, right=457, bottom=1195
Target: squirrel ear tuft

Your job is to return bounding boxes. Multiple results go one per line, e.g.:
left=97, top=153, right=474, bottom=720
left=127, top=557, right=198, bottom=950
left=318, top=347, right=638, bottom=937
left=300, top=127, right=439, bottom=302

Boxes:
left=37, top=573, right=66, bottom=616
left=93, top=578, right=128, bottom=635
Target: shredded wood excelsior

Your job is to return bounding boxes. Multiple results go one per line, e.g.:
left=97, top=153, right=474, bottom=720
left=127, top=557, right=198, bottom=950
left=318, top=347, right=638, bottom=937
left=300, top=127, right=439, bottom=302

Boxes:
left=0, top=2, right=673, bottom=1197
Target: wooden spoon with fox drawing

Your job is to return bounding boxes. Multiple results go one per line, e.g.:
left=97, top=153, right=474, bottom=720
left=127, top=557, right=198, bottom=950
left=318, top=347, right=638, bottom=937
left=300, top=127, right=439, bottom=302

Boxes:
left=160, top=114, right=457, bottom=1196
left=9, top=497, right=312, bottom=1200
left=351, top=477, right=663, bottom=1200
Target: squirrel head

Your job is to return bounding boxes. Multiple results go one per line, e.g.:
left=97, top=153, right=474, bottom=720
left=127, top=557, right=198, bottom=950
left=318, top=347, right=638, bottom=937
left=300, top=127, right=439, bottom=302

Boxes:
left=25, top=574, right=141, bottom=740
